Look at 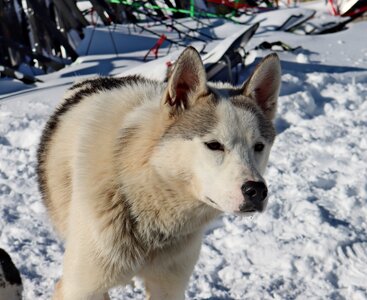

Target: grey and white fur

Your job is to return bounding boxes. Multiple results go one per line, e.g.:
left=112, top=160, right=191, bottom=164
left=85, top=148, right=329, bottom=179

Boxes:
left=37, top=47, right=281, bottom=300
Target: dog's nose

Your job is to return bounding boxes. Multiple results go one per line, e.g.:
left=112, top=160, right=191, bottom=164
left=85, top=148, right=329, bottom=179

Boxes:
left=240, top=181, right=268, bottom=212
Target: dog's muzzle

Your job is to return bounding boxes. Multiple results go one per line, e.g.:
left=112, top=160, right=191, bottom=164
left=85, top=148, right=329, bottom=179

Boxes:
left=240, top=181, right=268, bottom=212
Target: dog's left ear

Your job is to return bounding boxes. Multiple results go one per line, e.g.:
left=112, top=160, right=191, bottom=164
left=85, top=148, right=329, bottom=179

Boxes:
left=242, top=53, right=281, bottom=120
left=163, top=46, right=207, bottom=117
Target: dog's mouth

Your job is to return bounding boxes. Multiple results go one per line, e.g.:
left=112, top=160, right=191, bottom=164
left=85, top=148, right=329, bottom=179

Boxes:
left=204, top=197, right=263, bottom=214
left=237, top=207, right=258, bottom=214
left=239, top=199, right=267, bottom=213
left=242, top=208, right=257, bottom=213
left=205, top=197, right=220, bottom=208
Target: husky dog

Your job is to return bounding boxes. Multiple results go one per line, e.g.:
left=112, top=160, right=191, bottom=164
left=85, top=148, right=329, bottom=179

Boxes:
left=37, top=47, right=281, bottom=300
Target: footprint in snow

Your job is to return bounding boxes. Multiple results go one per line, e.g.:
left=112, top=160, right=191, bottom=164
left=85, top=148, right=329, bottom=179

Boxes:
left=0, top=137, right=11, bottom=146
left=336, top=242, right=367, bottom=290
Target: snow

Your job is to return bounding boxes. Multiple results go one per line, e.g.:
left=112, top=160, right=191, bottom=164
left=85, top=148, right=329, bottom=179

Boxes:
left=1, top=1, right=367, bottom=299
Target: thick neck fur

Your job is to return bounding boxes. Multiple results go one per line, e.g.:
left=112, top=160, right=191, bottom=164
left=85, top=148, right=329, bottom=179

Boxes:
left=111, top=97, right=219, bottom=251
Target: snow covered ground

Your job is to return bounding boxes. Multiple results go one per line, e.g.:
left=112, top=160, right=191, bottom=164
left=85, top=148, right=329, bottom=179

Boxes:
left=1, top=1, right=367, bottom=299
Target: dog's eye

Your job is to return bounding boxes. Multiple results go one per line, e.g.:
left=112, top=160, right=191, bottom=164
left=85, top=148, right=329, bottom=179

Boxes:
left=254, top=142, right=265, bottom=152
left=205, top=141, right=224, bottom=152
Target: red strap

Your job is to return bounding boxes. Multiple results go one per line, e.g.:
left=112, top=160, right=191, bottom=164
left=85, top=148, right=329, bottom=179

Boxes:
left=207, top=0, right=259, bottom=9
left=328, top=0, right=339, bottom=15
left=343, top=5, right=367, bottom=16
left=90, top=8, right=96, bottom=26
left=144, top=34, right=167, bottom=61
left=152, top=35, right=167, bottom=57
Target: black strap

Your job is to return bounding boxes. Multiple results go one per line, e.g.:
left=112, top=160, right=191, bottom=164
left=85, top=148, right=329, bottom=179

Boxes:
left=255, top=41, right=301, bottom=51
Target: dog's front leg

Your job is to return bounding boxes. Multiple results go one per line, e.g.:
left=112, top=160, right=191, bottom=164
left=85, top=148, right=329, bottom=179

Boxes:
left=144, top=277, right=186, bottom=300
left=141, top=232, right=203, bottom=300
left=52, top=279, right=110, bottom=300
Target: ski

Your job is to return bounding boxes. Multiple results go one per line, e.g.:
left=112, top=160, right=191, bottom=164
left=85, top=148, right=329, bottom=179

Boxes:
left=0, top=65, right=43, bottom=84
left=203, top=22, right=260, bottom=82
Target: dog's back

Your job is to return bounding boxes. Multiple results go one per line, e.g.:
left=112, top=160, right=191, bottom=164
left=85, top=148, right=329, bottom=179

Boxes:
left=37, top=76, right=163, bottom=236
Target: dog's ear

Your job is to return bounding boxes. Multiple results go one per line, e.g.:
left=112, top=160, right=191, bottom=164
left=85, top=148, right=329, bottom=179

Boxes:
left=163, top=46, right=207, bottom=117
left=242, top=53, right=281, bottom=120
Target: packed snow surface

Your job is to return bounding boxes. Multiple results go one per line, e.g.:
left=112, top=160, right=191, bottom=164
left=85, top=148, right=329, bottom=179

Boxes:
left=1, top=1, right=367, bottom=299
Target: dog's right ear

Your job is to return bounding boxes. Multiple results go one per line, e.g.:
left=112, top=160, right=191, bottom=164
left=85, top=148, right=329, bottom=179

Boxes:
left=163, top=46, right=207, bottom=117
left=241, top=53, right=281, bottom=121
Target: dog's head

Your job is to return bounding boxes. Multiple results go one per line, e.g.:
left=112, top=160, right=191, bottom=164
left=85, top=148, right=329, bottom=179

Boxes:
left=152, top=47, right=281, bottom=214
